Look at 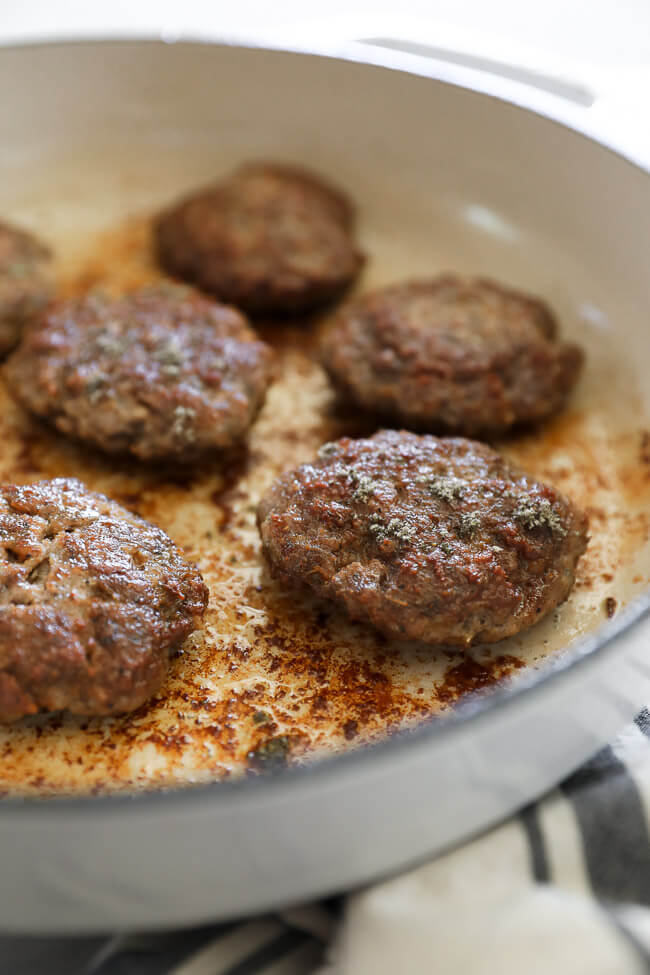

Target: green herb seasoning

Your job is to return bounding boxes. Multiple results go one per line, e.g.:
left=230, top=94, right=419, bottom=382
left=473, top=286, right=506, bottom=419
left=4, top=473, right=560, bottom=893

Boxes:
left=247, top=734, right=290, bottom=771
left=513, top=497, right=566, bottom=537
left=85, top=373, right=107, bottom=402
left=95, top=331, right=128, bottom=357
left=418, top=473, right=465, bottom=503
left=348, top=470, right=376, bottom=503
left=172, top=405, right=196, bottom=441
left=369, top=514, right=415, bottom=544
left=457, top=512, right=481, bottom=540
left=154, top=338, right=184, bottom=376
left=318, top=442, right=338, bottom=459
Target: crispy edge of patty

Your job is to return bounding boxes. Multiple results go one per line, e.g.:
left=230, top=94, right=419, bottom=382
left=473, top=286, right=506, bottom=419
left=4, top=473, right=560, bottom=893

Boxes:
left=154, top=162, right=365, bottom=314
left=320, top=276, right=584, bottom=435
left=0, top=477, right=208, bottom=721
left=257, top=431, right=589, bottom=647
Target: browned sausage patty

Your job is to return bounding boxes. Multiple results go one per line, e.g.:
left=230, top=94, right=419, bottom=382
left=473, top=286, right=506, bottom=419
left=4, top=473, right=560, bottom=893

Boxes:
left=0, top=220, right=53, bottom=358
left=5, top=285, right=273, bottom=462
left=155, top=162, right=364, bottom=315
left=320, top=275, right=584, bottom=436
left=257, top=430, right=588, bottom=646
left=0, top=478, right=208, bottom=722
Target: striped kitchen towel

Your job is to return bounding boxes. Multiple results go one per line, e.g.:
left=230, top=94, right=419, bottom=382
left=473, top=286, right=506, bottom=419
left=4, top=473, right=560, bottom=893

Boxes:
left=5, top=708, right=650, bottom=975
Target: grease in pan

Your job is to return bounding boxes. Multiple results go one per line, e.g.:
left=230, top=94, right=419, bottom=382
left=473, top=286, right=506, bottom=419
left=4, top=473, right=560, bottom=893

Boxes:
left=0, top=191, right=646, bottom=794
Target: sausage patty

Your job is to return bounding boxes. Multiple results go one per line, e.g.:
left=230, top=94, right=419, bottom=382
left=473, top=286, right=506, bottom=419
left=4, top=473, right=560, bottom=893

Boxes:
left=155, top=162, right=364, bottom=315
left=0, top=220, right=53, bottom=358
left=257, top=430, right=588, bottom=646
left=0, top=478, right=208, bottom=722
left=320, top=275, right=584, bottom=436
left=6, top=285, right=273, bottom=462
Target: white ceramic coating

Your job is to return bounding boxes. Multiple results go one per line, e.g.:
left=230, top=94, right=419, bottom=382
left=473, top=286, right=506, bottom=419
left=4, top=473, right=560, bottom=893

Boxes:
left=0, top=39, right=648, bottom=932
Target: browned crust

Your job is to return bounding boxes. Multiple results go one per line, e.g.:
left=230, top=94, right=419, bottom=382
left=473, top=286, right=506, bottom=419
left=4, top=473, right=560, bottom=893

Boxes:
left=0, top=478, right=208, bottom=721
left=258, top=430, right=589, bottom=646
left=320, top=275, right=584, bottom=435
left=154, top=162, right=364, bottom=314
left=5, top=285, right=273, bottom=462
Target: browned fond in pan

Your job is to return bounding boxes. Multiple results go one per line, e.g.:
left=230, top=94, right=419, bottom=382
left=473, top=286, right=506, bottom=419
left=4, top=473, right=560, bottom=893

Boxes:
left=0, top=214, right=648, bottom=798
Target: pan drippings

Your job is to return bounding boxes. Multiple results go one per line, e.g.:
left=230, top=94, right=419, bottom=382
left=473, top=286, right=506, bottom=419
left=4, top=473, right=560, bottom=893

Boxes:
left=0, top=214, right=648, bottom=797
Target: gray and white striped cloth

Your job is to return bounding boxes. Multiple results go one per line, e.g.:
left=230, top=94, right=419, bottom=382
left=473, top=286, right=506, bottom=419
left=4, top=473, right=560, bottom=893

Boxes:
left=6, top=707, right=650, bottom=975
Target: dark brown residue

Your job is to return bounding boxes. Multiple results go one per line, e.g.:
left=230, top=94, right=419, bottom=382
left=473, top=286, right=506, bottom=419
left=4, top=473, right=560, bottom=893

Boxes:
left=640, top=431, right=650, bottom=466
left=209, top=446, right=256, bottom=530
left=343, top=719, right=359, bottom=740
left=247, top=734, right=291, bottom=772
left=604, top=597, right=617, bottom=618
left=0, top=212, right=648, bottom=797
left=436, top=654, right=525, bottom=706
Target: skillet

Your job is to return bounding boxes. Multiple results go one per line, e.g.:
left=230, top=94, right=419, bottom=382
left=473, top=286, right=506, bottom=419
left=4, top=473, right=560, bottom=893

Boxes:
left=0, top=36, right=648, bottom=932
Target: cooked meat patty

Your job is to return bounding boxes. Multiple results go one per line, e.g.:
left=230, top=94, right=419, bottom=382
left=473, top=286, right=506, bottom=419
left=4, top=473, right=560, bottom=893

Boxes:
left=320, top=275, right=584, bottom=436
left=5, top=285, right=273, bottom=462
left=257, top=430, right=588, bottom=646
left=0, top=478, right=208, bottom=722
left=155, top=162, right=364, bottom=315
left=0, top=220, right=53, bottom=358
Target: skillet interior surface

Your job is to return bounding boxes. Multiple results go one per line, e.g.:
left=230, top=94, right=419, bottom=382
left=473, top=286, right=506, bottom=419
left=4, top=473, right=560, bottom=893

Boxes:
left=0, top=41, right=649, bottom=798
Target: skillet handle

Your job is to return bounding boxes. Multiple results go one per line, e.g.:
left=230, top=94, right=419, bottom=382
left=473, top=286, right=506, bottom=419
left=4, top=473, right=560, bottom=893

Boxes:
left=354, top=35, right=597, bottom=107
left=347, top=33, right=650, bottom=168
left=266, top=12, right=649, bottom=168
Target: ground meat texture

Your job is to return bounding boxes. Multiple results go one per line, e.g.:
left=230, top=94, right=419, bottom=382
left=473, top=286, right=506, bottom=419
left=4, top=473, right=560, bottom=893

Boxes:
left=5, top=285, right=273, bottom=462
left=320, top=276, right=584, bottom=436
left=0, top=478, right=208, bottom=722
left=0, top=220, right=53, bottom=358
left=154, top=162, right=364, bottom=315
left=257, top=431, right=588, bottom=646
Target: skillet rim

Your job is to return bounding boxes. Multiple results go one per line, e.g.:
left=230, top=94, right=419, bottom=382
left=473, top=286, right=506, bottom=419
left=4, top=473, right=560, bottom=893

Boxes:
left=0, top=35, right=648, bottom=814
